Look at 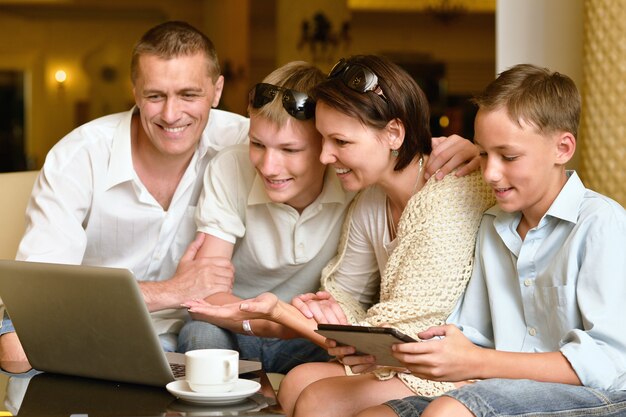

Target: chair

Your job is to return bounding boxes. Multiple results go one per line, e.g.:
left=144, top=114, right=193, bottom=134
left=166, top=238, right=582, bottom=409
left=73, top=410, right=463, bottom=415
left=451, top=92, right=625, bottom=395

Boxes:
left=0, top=171, right=38, bottom=261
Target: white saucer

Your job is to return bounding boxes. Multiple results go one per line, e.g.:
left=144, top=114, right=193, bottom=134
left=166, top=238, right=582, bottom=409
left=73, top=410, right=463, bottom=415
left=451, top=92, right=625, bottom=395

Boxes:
left=166, top=379, right=261, bottom=405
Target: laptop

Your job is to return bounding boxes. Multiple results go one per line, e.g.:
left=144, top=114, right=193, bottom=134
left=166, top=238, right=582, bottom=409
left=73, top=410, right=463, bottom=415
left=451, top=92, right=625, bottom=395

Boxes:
left=0, top=259, right=261, bottom=386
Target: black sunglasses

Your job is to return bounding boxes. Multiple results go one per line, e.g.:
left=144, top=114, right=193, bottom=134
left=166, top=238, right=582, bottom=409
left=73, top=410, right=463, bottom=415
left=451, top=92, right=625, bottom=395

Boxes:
left=328, top=58, right=387, bottom=101
left=249, top=83, right=315, bottom=120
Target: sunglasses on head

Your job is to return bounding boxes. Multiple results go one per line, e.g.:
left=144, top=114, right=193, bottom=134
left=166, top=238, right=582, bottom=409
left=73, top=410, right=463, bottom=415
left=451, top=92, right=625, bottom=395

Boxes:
left=328, top=58, right=387, bottom=101
left=249, top=83, right=316, bottom=120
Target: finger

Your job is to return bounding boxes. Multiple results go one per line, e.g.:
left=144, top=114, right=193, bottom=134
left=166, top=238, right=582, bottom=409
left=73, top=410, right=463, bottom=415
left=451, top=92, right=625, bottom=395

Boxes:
left=291, top=297, right=314, bottom=319
left=341, top=354, right=375, bottom=367
left=431, top=136, right=446, bottom=148
left=425, top=135, right=477, bottom=179
left=180, top=233, right=206, bottom=263
left=308, top=302, right=332, bottom=324
left=333, top=305, right=349, bottom=325
left=314, top=291, right=333, bottom=300
left=350, top=363, right=377, bottom=374
left=318, top=302, right=346, bottom=325
left=454, top=155, right=481, bottom=177
left=418, top=325, right=449, bottom=340
left=327, top=345, right=356, bottom=357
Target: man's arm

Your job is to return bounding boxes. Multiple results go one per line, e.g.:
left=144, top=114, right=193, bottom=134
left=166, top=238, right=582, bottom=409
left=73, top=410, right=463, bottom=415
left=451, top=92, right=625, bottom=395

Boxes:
left=139, top=233, right=235, bottom=311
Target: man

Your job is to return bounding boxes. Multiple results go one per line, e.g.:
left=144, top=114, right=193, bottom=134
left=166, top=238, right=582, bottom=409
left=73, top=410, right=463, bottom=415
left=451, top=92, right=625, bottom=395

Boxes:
left=0, top=21, right=249, bottom=373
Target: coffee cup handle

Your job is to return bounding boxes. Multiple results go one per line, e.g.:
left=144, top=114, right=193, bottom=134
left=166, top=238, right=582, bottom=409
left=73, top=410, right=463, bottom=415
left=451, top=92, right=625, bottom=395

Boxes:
left=225, top=360, right=236, bottom=381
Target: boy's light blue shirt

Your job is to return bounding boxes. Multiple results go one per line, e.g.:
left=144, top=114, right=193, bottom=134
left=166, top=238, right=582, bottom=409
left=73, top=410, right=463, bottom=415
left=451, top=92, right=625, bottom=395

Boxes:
left=449, top=171, right=626, bottom=390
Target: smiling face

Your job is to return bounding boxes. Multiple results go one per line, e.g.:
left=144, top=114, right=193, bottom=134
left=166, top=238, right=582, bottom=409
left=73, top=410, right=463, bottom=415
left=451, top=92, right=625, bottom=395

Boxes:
left=248, top=113, right=326, bottom=212
left=133, top=52, right=223, bottom=161
left=315, top=101, right=395, bottom=192
left=474, top=107, right=572, bottom=227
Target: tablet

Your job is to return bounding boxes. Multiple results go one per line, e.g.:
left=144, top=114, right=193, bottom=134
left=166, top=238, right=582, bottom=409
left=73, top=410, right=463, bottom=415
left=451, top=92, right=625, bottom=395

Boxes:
left=314, top=324, right=417, bottom=368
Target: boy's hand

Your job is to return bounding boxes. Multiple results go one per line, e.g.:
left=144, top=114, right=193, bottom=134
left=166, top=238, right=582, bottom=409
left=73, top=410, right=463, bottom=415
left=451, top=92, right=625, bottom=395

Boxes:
left=391, top=324, right=481, bottom=382
left=426, top=135, right=480, bottom=180
left=292, top=291, right=348, bottom=324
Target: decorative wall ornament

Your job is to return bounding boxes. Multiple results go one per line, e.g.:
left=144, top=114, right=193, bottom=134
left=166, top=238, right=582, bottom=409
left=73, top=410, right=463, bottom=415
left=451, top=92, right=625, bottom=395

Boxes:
left=297, top=12, right=351, bottom=64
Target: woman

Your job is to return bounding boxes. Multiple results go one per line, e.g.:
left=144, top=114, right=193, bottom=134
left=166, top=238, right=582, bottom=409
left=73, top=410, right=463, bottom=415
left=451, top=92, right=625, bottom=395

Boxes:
left=184, top=55, right=491, bottom=416
left=180, top=60, right=477, bottom=375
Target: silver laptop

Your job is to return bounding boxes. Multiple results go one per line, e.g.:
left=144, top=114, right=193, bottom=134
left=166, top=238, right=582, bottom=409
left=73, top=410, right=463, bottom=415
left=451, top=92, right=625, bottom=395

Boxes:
left=0, top=259, right=261, bottom=386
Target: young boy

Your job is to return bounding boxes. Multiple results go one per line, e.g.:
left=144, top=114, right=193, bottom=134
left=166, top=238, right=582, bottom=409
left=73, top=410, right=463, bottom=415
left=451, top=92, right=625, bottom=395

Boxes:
left=357, top=64, right=626, bottom=417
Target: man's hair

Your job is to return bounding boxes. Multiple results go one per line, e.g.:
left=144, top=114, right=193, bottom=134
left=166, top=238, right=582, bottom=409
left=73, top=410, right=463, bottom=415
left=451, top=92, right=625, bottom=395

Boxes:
left=473, top=63, right=580, bottom=137
left=249, top=61, right=325, bottom=127
left=130, top=21, right=220, bottom=84
left=312, top=54, right=431, bottom=172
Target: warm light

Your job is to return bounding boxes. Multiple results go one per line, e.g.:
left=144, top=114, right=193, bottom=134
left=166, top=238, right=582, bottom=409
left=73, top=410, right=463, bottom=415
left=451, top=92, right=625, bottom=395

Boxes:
left=55, top=70, right=67, bottom=84
left=439, top=115, right=450, bottom=128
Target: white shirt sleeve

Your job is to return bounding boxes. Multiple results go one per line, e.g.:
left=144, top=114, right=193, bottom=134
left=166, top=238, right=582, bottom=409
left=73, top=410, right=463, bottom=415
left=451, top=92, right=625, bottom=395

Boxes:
left=16, top=140, right=93, bottom=263
left=195, top=146, right=253, bottom=244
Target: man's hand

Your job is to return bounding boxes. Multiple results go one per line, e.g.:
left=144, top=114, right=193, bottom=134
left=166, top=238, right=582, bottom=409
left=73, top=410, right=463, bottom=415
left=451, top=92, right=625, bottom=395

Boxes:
left=292, top=291, right=348, bottom=325
left=141, top=233, right=235, bottom=311
left=0, top=332, right=32, bottom=374
left=425, top=135, right=480, bottom=180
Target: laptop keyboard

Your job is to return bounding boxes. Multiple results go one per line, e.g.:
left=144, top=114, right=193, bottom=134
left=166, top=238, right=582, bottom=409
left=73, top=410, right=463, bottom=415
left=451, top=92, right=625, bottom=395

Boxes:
left=170, top=363, right=186, bottom=378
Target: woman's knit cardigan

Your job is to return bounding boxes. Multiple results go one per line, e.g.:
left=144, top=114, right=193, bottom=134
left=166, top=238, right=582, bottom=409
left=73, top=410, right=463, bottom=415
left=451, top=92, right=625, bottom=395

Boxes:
left=321, top=171, right=495, bottom=396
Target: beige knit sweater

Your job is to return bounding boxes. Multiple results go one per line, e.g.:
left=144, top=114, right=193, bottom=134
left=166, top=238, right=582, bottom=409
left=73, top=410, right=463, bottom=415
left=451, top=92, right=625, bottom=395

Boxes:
left=320, top=170, right=495, bottom=396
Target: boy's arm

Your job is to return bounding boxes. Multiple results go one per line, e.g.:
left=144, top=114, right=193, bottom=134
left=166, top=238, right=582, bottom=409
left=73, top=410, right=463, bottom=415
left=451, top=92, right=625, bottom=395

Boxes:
left=185, top=293, right=328, bottom=346
left=392, top=324, right=581, bottom=385
left=425, top=135, right=480, bottom=180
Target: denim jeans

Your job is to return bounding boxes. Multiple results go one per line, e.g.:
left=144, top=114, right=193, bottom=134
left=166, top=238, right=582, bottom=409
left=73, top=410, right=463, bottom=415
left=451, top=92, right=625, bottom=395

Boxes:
left=386, top=379, right=626, bottom=417
left=176, top=320, right=331, bottom=374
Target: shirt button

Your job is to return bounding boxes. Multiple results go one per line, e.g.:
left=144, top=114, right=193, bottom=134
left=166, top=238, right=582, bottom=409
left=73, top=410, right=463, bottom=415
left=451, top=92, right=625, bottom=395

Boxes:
left=524, top=279, right=532, bottom=287
left=528, top=328, right=537, bottom=336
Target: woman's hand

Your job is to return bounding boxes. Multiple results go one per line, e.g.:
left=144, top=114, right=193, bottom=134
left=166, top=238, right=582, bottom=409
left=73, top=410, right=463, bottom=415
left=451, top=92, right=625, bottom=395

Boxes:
left=325, top=338, right=378, bottom=374
left=183, top=292, right=282, bottom=322
left=291, top=291, right=348, bottom=324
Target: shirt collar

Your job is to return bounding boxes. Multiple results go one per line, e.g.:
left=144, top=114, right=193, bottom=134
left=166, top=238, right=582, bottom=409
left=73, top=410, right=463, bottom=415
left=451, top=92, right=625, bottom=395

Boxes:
left=543, top=170, right=585, bottom=224
left=105, top=106, right=209, bottom=190
left=248, top=166, right=352, bottom=207
left=486, top=170, right=585, bottom=227
left=106, top=107, right=137, bottom=189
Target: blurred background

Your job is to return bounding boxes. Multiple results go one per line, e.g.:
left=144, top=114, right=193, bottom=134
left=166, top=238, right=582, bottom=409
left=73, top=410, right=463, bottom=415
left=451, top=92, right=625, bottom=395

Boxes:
left=0, top=0, right=623, bottom=205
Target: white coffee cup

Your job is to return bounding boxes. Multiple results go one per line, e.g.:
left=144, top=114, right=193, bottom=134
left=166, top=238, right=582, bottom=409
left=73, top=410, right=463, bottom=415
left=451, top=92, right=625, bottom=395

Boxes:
left=185, top=349, right=239, bottom=393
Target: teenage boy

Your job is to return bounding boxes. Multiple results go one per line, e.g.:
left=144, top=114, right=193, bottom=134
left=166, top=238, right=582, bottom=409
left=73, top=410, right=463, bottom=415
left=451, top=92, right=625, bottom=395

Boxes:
left=355, top=64, right=626, bottom=417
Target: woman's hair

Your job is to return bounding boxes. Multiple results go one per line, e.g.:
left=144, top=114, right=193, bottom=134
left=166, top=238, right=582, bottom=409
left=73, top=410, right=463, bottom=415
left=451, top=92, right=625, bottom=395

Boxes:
left=473, top=63, right=580, bottom=137
left=312, top=55, right=432, bottom=171
left=249, top=61, right=325, bottom=128
left=131, top=21, right=220, bottom=84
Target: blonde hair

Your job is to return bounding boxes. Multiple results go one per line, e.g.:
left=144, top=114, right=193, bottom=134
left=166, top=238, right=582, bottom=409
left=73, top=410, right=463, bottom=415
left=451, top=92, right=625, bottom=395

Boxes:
left=473, top=63, right=580, bottom=137
left=131, top=21, right=220, bottom=84
left=249, top=61, right=324, bottom=127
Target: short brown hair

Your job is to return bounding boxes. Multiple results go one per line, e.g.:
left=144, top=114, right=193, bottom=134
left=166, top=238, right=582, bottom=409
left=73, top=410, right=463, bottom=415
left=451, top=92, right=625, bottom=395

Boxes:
left=249, top=61, right=325, bottom=128
left=312, top=55, right=431, bottom=171
left=473, top=63, right=580, bottom=137
left=130, top=21, right=220, bottom=84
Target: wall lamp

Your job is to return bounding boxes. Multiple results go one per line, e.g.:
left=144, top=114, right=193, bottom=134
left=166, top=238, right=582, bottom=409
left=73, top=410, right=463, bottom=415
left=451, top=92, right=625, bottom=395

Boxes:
left=54, top=69, right=67, bottom=86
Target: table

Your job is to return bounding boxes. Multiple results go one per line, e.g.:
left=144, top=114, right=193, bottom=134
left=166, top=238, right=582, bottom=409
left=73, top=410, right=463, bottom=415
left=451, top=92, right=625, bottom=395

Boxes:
left=1, top=369, right=284, bottom=416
